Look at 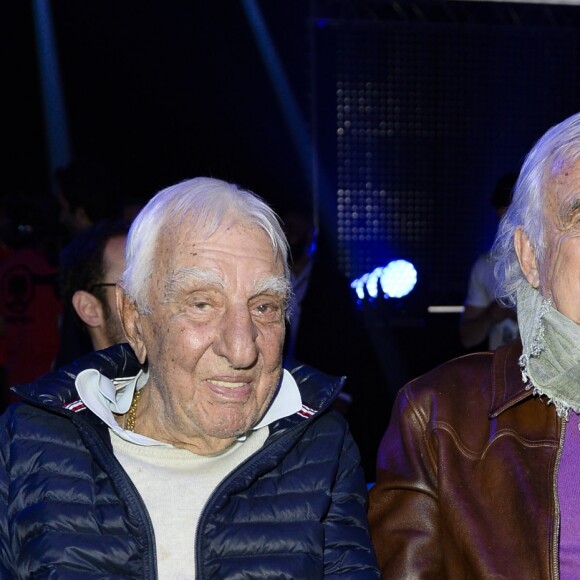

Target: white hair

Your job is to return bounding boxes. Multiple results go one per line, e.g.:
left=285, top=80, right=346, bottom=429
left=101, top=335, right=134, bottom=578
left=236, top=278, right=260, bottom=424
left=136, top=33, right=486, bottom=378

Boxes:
left=120, top=177, right=290, bottom=313
left=492, top=112, right=580, bottom=307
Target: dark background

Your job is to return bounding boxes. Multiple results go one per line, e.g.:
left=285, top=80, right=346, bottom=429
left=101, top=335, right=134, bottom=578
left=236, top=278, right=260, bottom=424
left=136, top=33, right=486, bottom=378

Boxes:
left=4, top=1, right=312, bottom=206
left=4, top=0, right=580, bottom=386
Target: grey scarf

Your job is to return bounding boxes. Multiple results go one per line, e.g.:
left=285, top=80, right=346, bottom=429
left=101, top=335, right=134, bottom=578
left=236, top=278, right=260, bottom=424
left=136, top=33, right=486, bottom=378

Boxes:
left=518, top=283, right=580, bottom=418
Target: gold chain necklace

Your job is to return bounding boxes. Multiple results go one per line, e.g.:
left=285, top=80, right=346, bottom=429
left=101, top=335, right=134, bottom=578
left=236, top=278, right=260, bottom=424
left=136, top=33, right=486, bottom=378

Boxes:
left=125, top=389, right=143, bottom=432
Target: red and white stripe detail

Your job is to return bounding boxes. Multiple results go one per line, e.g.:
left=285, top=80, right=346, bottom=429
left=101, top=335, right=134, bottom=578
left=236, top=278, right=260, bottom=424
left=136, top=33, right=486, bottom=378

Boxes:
left=64, top=399, right=86, bottom=413
left=297, top=404, right=316, bottom=419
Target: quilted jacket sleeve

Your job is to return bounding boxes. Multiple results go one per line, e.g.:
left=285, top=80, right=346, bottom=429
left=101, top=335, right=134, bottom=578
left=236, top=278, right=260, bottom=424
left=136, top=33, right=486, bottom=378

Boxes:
left=323, top=420, right=380, bottom=578
left=0, top=412, right=13, bottom=575
left=368, top=385, right=443, bottom=579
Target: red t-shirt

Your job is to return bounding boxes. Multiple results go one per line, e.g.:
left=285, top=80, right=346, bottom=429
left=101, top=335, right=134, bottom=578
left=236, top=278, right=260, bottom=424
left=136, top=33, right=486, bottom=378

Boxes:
left=0, top=247, right=63, bottom=398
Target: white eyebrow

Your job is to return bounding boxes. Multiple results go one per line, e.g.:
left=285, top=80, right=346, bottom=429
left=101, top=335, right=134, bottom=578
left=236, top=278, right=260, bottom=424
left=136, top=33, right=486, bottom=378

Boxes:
left=163, top=269, right=290, bottom=304
left=163, top=268, right=292, bottom=303
left=163, top=268, right=224, bottom=303
left=252, top=275, right=291, bottom=300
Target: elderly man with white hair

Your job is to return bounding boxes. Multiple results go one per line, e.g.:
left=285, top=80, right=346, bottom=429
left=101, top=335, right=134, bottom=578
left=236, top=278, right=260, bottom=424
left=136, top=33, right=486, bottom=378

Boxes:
left=0, top=177, right=379, bottom=578
left=369, top=111, right=580, bottom=579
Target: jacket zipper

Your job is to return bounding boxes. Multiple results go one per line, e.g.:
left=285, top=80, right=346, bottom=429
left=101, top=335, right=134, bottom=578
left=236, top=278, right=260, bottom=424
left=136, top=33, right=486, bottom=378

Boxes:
left=193, top=417, right=311, bottom=577
left=552, top=417, right=565, bottom=580
left=72, top=414, right=159, bottom=579
left=22, top=403, right=161, bottom=578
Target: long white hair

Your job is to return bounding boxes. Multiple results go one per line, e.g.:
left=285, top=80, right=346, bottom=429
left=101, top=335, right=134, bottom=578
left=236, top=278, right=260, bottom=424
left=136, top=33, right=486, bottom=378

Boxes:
left=492, top=112, right=580, bottom=307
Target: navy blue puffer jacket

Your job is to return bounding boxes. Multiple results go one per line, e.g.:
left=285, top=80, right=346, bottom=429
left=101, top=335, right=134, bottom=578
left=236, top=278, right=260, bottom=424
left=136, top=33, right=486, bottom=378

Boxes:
left=0, top=344, right=379, bottom=578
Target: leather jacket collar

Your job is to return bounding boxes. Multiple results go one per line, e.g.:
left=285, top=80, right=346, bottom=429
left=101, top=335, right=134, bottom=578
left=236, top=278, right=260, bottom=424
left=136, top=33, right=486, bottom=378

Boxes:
left=489, top=339, right=531, bottom=418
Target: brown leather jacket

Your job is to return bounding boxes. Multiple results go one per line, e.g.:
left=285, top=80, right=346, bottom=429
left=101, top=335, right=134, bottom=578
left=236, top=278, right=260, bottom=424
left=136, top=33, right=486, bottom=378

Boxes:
left=369, top=340, right=564, bottom=579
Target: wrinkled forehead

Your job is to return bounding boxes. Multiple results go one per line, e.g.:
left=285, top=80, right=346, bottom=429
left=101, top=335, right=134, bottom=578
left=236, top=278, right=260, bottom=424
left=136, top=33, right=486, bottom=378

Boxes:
left=546, top=156, right=580, bottom=196
left=550, top=154, right=571, bottom=177
left=543, top=157, right=580, bottom=224
left=155, top=216, right=281, bottom=270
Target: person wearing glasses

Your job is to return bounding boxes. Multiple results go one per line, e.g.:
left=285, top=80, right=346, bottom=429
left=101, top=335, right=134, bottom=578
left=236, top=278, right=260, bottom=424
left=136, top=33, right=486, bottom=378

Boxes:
left=57, top=219, right=129, bottom=363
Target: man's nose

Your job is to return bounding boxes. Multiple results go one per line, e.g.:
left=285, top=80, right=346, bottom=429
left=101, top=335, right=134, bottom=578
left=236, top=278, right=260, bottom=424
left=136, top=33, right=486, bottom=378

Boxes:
left=213, top=306, right=259, bottom=368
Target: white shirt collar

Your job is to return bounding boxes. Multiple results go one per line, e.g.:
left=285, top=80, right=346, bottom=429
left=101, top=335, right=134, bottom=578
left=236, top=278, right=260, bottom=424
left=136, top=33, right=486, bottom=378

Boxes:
left=75, top=368, right=302, bottom=447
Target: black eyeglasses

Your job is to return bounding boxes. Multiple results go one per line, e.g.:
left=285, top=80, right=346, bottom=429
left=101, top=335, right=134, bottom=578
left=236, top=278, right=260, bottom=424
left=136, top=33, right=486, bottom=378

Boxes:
left=88, top=282, right=117, bottom=293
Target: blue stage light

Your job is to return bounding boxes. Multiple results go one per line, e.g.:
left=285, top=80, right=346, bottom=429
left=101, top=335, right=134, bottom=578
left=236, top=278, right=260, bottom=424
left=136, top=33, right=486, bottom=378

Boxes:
left=366, top=267, right=383, bottom=298
left=351, top=259, right=417, bottom=300
left=352, top=273, right=369, bottom=300
left=380, top=260, right=417, bottom=298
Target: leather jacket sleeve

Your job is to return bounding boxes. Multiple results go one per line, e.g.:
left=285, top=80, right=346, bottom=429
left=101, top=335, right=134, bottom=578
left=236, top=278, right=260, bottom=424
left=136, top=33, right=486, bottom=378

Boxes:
left=368, top=386, right=443, bottom=578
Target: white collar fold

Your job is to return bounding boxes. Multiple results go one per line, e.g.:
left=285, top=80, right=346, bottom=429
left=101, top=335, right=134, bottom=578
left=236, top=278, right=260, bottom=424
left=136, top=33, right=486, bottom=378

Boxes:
left=75, top=368, right=302, bottom=447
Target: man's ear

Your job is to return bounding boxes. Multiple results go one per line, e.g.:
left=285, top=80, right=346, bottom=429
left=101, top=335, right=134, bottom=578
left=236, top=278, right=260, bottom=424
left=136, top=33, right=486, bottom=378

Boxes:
left=514, top=227, right=540, bottom=288
left=117, top=286, right=147, bottom=364
left=72, top=290, right=104, bottom=328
